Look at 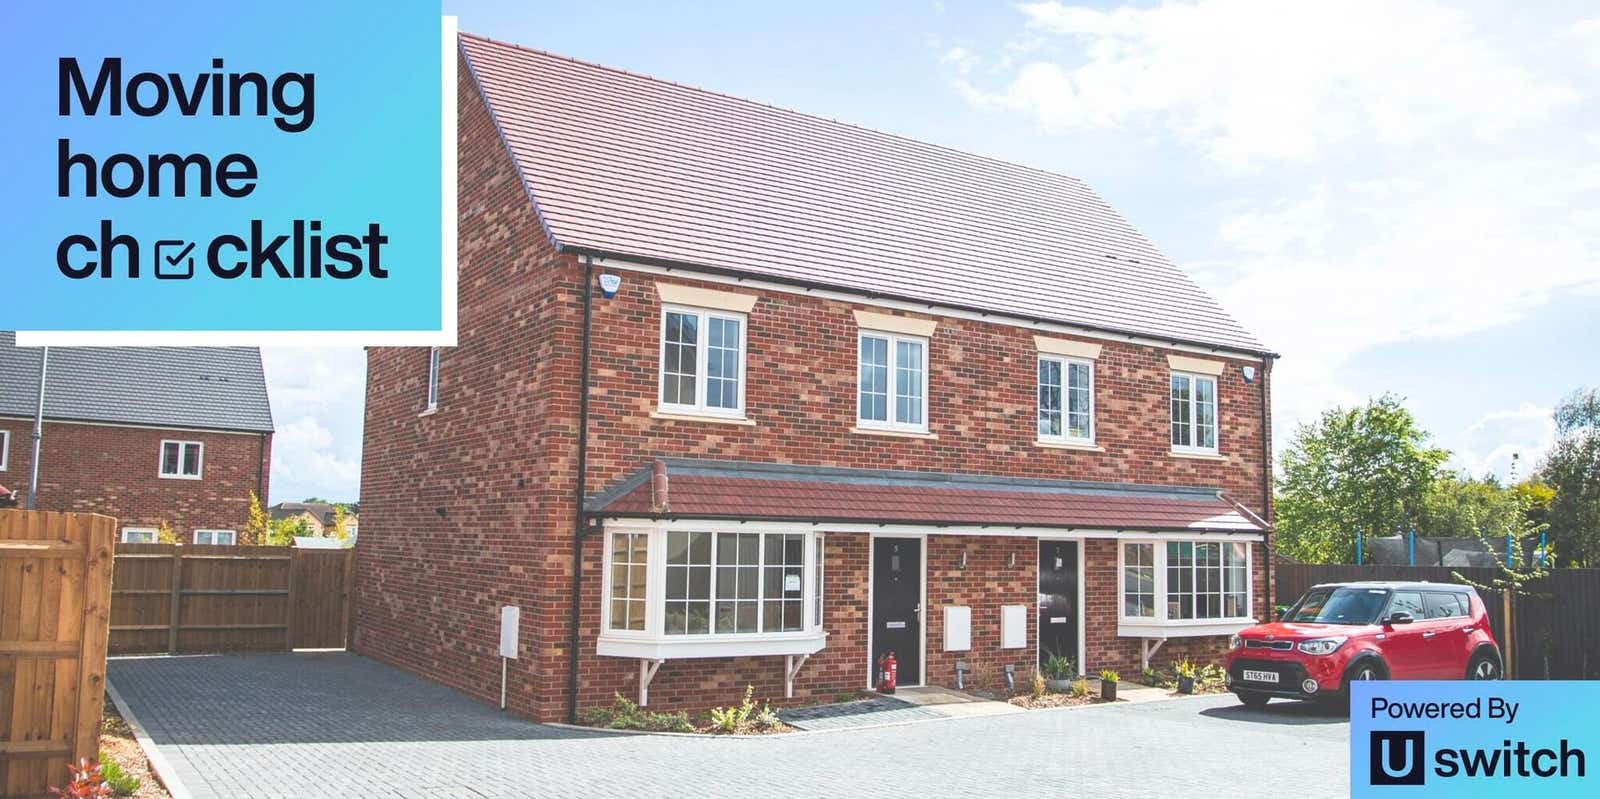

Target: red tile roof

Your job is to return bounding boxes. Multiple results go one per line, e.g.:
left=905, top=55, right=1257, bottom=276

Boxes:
left=459, top=34, right=1269, bottom=354
left=587, top=460, right=1266, bottom=533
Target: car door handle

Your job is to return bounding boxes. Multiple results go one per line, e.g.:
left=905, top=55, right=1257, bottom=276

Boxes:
left=1422, top=631, right=1437, bottom=639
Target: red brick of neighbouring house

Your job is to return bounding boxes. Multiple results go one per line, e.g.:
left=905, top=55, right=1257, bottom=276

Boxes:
left=353, top=50, right=1276, bottom=722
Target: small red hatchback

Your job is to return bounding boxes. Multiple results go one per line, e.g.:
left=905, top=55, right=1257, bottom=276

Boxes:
left=1225, top=581, right=1502, bottom=707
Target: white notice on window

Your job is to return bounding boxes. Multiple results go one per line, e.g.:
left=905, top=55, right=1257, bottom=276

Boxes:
left=785, top=574, right=802, bottom=592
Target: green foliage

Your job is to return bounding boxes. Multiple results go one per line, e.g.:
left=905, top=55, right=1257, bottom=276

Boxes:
left=1173, top=658, right=1197, bottom=679
left=154, top=521, right=177, bottom=545
left=1141, top=666, right=1173, bottom=689
left=1276, top=395, right=1450, bottom=563
left=1041, top=651, right=1076, bottom=680
left=1419, top=475, right=1525, bottom=541
left=1098, top=669, right=1119, bottom=683
left=328, top=504, right=350, bottom=540
left=577, top=693, right=694, bottom=733
left=94, top=755, right=139, bottom=797
left=1030, top=670, right=1046, bottom=700
left=1453, top=492, right=1552, bottom=598
left=1538, top=388, right=1600, bottom=566
left=1068, top=677, right=1091, bottom=698
left=706, top=685, right=783, bottom=734
left=241, top=491, right=271, bottom=546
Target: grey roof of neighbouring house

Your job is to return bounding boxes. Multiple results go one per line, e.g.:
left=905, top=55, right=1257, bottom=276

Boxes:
left=461, top=33, right=1269, bottom=354
left=0, top=332, right=274, bottom=433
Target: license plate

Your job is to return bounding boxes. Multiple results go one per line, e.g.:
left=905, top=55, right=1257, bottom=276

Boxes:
left=1242, top=669, right=1278, bottom=684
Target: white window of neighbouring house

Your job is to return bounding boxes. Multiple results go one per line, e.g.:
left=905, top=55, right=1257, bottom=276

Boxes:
left=426, top=346, right=441, bottom=411
left=193, top=529, right=236, bottom=546
left=1170, top=373, right=1218, bottom=454
left=658, top=306, right=746, bottom=418
left=608, top=532, right=648, bottom=632
left=1121, top=540, right=1252, bottom=625
left=121, top=527, right=157, bottom=544
left=0, top=429, right=9, bottom=470
left=857, top=331, right=927, bottom=432
left=159, top=440, right=203, bottom=479
left=1038, top=356, right=1093, bottom=444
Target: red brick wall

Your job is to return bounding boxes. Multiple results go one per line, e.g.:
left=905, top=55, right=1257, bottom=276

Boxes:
left=355, top=56, right=1275, bottom=721
left=923, top=535, right=1037, bottom=692
left=0, top=417, right=269, bottom=537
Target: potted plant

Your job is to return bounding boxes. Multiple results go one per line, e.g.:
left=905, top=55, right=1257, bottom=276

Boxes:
left=1174, top=658, right=1197, bottom=695
left=1099, top=669, right=1120, bottom=701
left=1042, top=652, right=1076, bottom=692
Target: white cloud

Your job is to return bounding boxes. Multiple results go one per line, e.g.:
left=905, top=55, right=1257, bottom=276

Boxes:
left=261, top=348, right=365, bottom=503
left=1447, top=403, right=1556, bottom=480
left=940, top=46, right=979, bottom=75
left=948, top=1, right=1600, bottom=464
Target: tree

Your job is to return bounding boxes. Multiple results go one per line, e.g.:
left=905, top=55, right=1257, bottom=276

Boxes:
left=241, top=491, right=271, bottom=546
left=1537, top=388, right=1600, bottom=566
left=327, top=504, right=349, bottom=540
left=1418, top=474, right=1524, bottom=541
left=1275, top=395, right=1450, bottom=563
left=1452, top=494, right=1553, bottom=676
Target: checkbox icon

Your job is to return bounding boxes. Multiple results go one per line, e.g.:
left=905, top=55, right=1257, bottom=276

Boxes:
left=154, top=240, right=197, bottom=280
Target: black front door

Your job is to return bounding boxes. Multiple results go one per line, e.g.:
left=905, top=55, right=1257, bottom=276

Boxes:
left=1038, top=540, right=1079, bottom=670
left=871, top=537, right=922, bottom=686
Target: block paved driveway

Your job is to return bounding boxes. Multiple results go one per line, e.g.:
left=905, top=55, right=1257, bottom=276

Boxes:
left=109, top=653, right=1350, bottom=798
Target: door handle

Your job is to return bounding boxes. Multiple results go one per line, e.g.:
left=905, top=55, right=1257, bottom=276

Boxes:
left=1422, top=631, right=1436, bottom=639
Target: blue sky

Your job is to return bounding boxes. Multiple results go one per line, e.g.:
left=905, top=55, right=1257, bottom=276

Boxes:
left=264, top=0, right=1600, bottom=502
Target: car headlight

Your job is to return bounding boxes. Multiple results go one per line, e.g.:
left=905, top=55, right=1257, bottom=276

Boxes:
left=1297, top=637, right=1347, bottom=655
left=1229, top=634, right=1242, bottom=650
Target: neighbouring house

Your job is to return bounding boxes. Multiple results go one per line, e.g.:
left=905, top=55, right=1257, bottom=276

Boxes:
left=270, top=501, right=357, bottom=539
left=355, top=34, right=1277, bottom=723
left=0, top=332, right=274, bottom=544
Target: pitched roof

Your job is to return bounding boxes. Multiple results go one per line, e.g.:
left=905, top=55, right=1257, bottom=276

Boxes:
left=460, top=33, right=1268, bottom=354
left=587, top=459, right=1266, bottom=533
left=0, top=332, right=273, bottom=433
left=270, top=502, right=341, bottom=525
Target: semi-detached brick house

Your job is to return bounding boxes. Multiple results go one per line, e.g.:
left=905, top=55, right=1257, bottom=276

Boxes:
left=0, top=333, right=274, bottom=543
left=356, top=33, right=1278, bottom=723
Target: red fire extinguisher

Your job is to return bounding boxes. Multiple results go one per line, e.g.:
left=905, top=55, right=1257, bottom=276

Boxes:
left=877, top=651, right=898, bottom=694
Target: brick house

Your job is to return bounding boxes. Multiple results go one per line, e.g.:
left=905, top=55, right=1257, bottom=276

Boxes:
left=355, top=34, right=1277, bottom=723
left=0, top=333, right=274, bottom=543
left=269, top=501, right=357, bottom=539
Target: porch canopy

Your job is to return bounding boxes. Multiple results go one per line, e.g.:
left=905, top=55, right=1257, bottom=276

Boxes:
left=585, top=458, right=1268, bottom=535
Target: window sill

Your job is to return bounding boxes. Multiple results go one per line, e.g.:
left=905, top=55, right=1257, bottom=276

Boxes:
left=650, top=411, right=756, bottom=426
left=418, top=407, right=439, bottom=418
left=1170, top=450, right=1227, bottom=462
left=1035, top=439, right=1103, bottom=452
left=1117, top=619, right=1256, bottom=639
left=157, top=474, right=203, bottom=481
left=597, top=629, right=828, bottom=660
left=851, top=426, right=937, bottom=440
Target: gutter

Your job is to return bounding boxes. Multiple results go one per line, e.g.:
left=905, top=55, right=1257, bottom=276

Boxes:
left=1260, top=355, right=1274, bottom=618
left=566, top=257, right=597, bottom=724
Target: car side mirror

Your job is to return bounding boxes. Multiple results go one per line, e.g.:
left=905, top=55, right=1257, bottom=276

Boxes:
left=1385, top=611, right=1414, bottom=626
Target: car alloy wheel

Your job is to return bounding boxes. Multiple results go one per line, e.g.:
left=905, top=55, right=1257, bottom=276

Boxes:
left=1351, top=665, right=1377, bottom=681
left=1471, top=657, right=1499, bottom=680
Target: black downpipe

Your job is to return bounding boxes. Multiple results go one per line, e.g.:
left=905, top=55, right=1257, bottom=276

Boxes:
left=1260, top=356, right=1273, bottom=618
left=566, top=258, right=595, bottom=724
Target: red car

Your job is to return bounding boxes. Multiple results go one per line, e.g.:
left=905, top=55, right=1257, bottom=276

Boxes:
left=1225, top=581, right=1502, bottom=707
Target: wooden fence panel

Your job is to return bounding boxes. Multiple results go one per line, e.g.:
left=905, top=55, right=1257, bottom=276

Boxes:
left=0, top=510, right=114, bottom=799
left=1276, top=563, right=1600, bottom=679
left=109, top=544, right=350, bottom=656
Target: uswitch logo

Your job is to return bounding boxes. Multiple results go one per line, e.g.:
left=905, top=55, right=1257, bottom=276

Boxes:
left=1368, top=730, right=1589, bottom=786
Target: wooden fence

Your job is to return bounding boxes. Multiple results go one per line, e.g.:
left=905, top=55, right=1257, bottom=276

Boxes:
left=1277, top=563, right=1600, bottom=680
left=110, top=544, right=353, bottom=655
left=0, top=510, right=115, bottom=798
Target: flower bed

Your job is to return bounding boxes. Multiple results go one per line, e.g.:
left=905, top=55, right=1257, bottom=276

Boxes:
left=577, top=687, right=792, bottom=735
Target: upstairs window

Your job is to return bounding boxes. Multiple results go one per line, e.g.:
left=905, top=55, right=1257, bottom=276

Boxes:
left=159, top=440, right=203, bottom=479
left=193, top=529, right=236, bottom=546
left=659, top=306, right=746, bottom=418
left=0, top=429, right=9, bottom=470
left=425, top=346, right=441, bottom=411
left=1038, top=356, right=1093, bottom=444
left=1170, top=373, right=1218, bottom=454
left=857, top=331, right=927, bottom=432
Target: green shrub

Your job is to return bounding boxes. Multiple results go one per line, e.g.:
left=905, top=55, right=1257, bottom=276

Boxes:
left=1042, top=651, right=1076, bottom=680
left=1030, top=670, right=1046, bottom=700
left=1068, top=677, right=1091, bottom=698
left=1099, top=669, right=1120, bottom=683
left=95, top=756, right=140, bottom=797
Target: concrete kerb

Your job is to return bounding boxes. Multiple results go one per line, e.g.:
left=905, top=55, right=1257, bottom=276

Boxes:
left=106, top=678, right=193, bottom=799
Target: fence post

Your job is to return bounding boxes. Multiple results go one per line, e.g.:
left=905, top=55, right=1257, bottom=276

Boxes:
left=1355, top=529, right=1363, bottom=565
left=1503, top=589, right=1514, bottom=678
left=285, top=547, right=299, bottom=651
left=340, top=546, right=356, bottom=649
left=72, top=517, right=115, bottom=766
left=167, top=545, right=183, bottom=654
left=1408, top=529, right=1415, bottom=566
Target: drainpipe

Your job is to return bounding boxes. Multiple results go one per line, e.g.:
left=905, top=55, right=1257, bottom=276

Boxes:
left=1260, top=356, right=1272, bottom=617
left=566, top=257, right=596, bottom=724
left=27, top=347, right=48, bottom=510
left=257, top=432, right=269, bottom=505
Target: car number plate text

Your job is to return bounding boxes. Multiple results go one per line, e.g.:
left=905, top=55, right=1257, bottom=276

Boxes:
left=1242, top=669, right=1278, bottom=683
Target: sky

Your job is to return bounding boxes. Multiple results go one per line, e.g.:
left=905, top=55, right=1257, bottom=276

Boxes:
left=263, top=0, right=1600, bottom=503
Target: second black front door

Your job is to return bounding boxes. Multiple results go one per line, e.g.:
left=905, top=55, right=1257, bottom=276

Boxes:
left=1038, top=540, right=1079, bottom=670
left=871, top=537, right=922, bottom=686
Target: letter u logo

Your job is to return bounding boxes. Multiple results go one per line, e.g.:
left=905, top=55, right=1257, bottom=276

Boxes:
left=1370, top=731, right=1427, bottom=786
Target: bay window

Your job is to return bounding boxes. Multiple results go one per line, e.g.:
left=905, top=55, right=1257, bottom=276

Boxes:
left=1170, top=373, right=1218, bottom=454
left=1120, top=539, right=1254, bottom=636
left=858, top=331, right=927, bottom=432
left=659, top=306, right=746, bottom=418
left=600, top=525, right=827, bottom=660
left=1038, top=355, right=1093, bottom=444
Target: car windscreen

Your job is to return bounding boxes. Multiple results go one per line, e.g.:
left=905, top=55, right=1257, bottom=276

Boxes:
left=1285, top=587, right=1389, bottom=624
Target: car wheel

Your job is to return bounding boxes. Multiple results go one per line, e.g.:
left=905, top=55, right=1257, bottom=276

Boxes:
left=1467, top=653, right=1501, bottom=680
left=1338, top=661, right=1385, bottom=712
left=1237, top=691, right=1269, bottom=709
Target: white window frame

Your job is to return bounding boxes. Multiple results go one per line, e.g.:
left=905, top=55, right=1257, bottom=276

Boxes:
left=1170, top=372, right=1220, bottom=455
left=856, top=330, right=929, bottom=433
left=120, top=527, right=158, bottom=544
left=158, top=440, right=204, bottom=480
left=1118, top=539, right=1254, bottom=637
left=0, top=429, right=9, bottom=470
left=1037, top=355, right=1094, bottom=445
left=193, top=529, right=237, bottom=546
left=597, top=522, right=827, bottom=660
left=425, top=346, right=441, bottom=411
left=657, top=304, right=748, bottom=420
